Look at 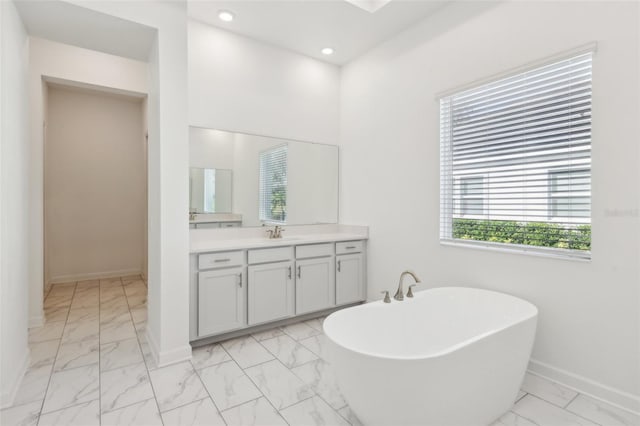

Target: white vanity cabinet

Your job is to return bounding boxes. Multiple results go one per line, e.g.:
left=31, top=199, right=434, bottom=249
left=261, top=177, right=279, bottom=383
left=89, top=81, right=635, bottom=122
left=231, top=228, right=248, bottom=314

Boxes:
left=193, top=221, right=242, bottom=229
left=336, top=241, right=366, bottom=305
left=295, top=243, right=335, bottom=315
left=247, top=247, right=295, bottom=325
left=190, top=236, right=367, bottom=342
left=198, top=265, right=245, bottom=336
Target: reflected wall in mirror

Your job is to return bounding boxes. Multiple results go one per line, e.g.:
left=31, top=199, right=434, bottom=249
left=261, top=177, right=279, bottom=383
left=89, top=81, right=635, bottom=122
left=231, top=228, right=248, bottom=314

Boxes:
left=189, top=127, right=339, bottom=227
left=189, top=168, right=232, bottom=213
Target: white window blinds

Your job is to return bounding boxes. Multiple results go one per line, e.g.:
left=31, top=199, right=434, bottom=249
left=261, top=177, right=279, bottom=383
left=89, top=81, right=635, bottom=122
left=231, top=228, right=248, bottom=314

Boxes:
left=440, top=52, right=592, bottom=258
left=259, top=145, right=288, bottom=223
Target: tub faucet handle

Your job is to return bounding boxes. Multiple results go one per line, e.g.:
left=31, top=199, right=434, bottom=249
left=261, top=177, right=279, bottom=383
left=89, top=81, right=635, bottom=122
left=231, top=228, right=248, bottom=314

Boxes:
left=407, top=284, right=417, bottom=298
left=380, top=291, right=391, bottom=303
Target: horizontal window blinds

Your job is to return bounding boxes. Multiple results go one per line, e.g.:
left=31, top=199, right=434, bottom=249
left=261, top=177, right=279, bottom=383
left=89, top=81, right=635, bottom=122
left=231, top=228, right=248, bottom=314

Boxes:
left=259, top=145, right=288, bottom=223
left=440, top=52, right=592, bottom=257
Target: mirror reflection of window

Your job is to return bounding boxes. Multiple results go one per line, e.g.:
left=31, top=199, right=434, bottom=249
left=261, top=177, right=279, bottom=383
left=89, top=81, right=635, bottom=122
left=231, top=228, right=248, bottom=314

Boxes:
left=203, top=168, right=216, bottom=212
left=259, top=145, right=288, bottom=223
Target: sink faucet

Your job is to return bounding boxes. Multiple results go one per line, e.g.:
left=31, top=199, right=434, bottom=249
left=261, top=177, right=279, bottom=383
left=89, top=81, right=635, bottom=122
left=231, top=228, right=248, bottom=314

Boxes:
left=393, top=270, right=421, bottom=301
left=266, top=225, right=285, bottom=239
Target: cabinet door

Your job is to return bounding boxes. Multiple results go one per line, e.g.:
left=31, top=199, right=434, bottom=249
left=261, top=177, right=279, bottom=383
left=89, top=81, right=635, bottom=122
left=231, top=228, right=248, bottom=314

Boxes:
left=248, top=261, right=294, bottom=325
left=198, top=267, right=245, bottom=336
left=336, top=254, right=364, bottom=305
left=296, top=257, right=335, bottom=315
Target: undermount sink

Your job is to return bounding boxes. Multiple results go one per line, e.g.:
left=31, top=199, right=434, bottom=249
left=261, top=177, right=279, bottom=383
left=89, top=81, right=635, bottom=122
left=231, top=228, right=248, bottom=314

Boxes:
left=267, top=236, right=303, bottom=241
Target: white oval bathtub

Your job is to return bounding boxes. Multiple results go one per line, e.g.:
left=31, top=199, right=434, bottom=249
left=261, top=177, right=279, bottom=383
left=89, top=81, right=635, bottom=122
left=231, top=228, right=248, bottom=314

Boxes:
left=323, top=287, right=537, bottom=426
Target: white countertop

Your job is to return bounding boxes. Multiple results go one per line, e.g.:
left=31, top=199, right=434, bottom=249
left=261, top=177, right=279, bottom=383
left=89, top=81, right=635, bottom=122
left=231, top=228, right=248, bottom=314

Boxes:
left=189, top=213, right=242, bottom=224
left=189, top=224, right=368, bottom=253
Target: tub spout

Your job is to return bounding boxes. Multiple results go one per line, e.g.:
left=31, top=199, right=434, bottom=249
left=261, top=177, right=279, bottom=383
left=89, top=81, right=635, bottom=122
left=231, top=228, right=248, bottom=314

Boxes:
left=393, top=270, right=421, bottom=301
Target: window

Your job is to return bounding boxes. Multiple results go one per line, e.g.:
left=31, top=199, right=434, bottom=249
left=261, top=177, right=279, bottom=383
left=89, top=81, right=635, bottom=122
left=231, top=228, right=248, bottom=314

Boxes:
left=549, top=168, right=591, bottom=219
left=259, top=145, right=288, bottom=223
left=440, top=51, right=592, bottom=258
left=203, top=168, right=216, bottom=213
left=458, top=176, right=485, bottom=216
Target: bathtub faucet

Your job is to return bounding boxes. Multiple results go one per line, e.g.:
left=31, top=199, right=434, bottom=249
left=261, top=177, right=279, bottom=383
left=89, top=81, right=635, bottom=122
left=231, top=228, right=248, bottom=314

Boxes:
left=393, top=270, right=421, bottom=301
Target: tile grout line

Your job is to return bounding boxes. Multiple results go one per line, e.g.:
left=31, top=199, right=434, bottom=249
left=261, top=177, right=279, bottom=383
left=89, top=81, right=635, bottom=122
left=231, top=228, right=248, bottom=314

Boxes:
left=252, top=326, right=350, bottom=423
left=35, top=281, right=78, bottom=424
left=188, top=360, right=229, bottom=426
left=238, top=338, right=310, bottom=422
left=220, top=343, right=291, bottom=426
left=124, top=276, right=165, bottom=425
left=520, top=394, right=605, bottom=426
left=563, top=391, right=580, bottom=409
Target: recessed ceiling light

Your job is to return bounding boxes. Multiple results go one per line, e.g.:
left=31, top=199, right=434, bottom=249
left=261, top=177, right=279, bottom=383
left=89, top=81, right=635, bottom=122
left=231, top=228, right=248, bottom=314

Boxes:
left=321, top=47, right=334, bottom=55
left=218, top=10, right=234, bottom=22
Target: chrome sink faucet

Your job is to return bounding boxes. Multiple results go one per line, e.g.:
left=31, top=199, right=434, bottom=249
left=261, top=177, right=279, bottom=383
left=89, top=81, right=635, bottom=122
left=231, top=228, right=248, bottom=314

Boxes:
left=393, top=270, right=421, bottom=301
left=266, top=225, right=284, bottom=239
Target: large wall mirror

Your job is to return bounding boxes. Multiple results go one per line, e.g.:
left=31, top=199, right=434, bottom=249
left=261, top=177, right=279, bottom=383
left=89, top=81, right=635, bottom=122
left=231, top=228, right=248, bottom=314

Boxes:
left=189, top=127, right=339, bottom=227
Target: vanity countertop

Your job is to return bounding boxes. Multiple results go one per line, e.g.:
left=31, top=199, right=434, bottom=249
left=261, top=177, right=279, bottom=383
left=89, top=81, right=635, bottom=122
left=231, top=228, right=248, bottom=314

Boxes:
left=189, top=213, right=242, bottom=224
left=190, top=225, right=368, bottom=254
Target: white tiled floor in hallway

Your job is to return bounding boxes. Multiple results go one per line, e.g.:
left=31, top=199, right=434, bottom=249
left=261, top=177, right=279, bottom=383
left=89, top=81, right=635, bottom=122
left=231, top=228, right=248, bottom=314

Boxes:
left=1, top=277, right=638, bottom=426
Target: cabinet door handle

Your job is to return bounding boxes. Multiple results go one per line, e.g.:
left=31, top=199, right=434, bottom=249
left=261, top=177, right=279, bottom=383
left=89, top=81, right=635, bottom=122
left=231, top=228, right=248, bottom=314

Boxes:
left=214, top=258, right=231, bottom=263
left=288, top=266, right=292, bottom=279
left=238, top=272, right=242, bottom=288
left=297, top=266, right=301, bottom=279
left=337, top=260, right=341, bottom=272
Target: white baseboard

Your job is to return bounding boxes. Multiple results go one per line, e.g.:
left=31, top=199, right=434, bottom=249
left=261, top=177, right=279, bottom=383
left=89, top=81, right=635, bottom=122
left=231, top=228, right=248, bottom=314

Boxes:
left=29, top=312, right=44, bottom=328
left=145, top=328, right=192, bottom=368
left=157, top=344, right=192, bottom=368
left=48, top=268, right=142, bottom=285
left=528, top=358, right=640, bottom=415
left=0, top=348, right=30, bottom=409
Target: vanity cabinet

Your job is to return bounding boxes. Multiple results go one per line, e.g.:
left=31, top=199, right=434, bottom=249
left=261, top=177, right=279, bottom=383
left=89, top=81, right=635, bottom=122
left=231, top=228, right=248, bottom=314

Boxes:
left=190, top=237, right=367, bottom=342
left=336, top=253, right=365, bottom=305
left=295, top=243, right=335, bottom=314
left=198, top=266, right=245, bottom=336
left=248, top=260, right=294, bottom=325
left=336, top=241, right=366, bottom=305
left=193, top=221, right=242, bottom=229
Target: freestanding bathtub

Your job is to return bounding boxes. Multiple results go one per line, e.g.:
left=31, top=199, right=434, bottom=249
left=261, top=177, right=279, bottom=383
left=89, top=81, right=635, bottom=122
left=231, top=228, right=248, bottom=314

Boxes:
left=323, top=287, right=537, bottom=426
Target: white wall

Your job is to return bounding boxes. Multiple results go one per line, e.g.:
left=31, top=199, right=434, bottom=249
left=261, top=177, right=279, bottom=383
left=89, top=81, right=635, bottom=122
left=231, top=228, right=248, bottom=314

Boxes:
left=0, top=0, right=30, bottom=407
left=65, top=1, right=192, bottom=367
left=189, top=20, right=340, bottom=145
left=45, top=85, right=145, bottom=283
left=340, top=0, right=640, bottom=411
left=189, top=127, right=234, bottom=170
left=28, top=36, right=148, bottom=327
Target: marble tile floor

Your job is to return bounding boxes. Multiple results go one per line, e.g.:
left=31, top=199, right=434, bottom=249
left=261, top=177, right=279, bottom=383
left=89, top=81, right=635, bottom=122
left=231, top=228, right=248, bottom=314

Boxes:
left=2, top=277, right=638, bottom=426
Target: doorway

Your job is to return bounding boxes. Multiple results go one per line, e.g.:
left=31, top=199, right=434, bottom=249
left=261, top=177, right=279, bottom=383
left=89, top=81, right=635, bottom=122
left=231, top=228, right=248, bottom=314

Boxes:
left=44, top=82, right=148, bottom=292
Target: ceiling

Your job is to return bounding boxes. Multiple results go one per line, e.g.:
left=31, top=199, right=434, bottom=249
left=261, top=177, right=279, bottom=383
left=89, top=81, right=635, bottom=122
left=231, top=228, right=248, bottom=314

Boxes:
left=14, top=0, right=449, bottom=66
left=14, top=0, right=157, bottom=61
left=188, top=0, right=449, bottom=65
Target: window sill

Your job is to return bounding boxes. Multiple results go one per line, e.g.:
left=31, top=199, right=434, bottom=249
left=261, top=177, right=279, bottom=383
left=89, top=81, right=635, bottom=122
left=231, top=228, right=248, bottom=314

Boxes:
left=440, top=239, right=591, bottom=262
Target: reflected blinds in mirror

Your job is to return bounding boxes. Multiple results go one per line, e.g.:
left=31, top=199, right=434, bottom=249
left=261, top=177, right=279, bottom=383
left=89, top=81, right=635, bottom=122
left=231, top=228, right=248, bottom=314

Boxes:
left=259, top=145, right=288, bottom=223
left=439, top=51, right=593, bottom=258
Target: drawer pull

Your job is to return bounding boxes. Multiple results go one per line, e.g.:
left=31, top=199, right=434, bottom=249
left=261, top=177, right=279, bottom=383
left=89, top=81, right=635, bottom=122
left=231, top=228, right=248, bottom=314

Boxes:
left=214, top=258, right=231, bottom=263
left=345, top=246, right=357, bottom=249
left=337, top=260, right=341, bottom=272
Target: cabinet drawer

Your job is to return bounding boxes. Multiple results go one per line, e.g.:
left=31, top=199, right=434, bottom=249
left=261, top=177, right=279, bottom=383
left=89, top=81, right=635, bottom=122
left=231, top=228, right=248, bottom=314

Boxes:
left=195, top=222, right=220, bottom=229
left=220, top=222, right=241, bottom=228
left=336, top=240, right=364, bottom=255
left=248, top=246, right=293, bottom=264
left=296, top=243, right=334, bottom=259
left=198, top=251, right=244, bottom=270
